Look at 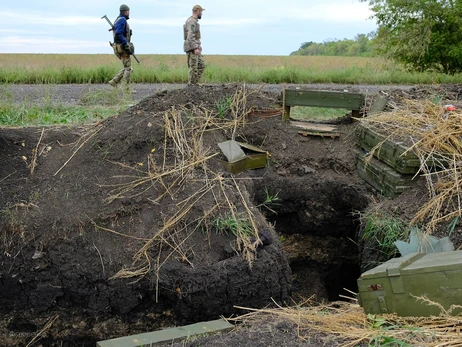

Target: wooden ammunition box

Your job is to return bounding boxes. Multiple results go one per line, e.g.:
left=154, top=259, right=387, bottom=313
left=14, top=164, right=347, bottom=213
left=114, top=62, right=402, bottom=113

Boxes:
left=355, top=123, right=422, bottom=174
left=357, top=251, right=462, bottom=317
left=281, top=89, right=365, bottom=119
left=355, top=151, right=415, bottom=198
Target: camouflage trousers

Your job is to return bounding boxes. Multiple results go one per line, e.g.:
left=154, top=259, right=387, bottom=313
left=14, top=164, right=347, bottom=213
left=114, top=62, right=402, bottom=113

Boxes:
left=187, top=52, right=205, bottom=84
left=111, top=53, right=132, bottom=85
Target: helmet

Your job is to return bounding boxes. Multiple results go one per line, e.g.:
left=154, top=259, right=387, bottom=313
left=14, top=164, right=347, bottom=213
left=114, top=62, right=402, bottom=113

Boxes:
left=119, top=4, right=130, bottom=11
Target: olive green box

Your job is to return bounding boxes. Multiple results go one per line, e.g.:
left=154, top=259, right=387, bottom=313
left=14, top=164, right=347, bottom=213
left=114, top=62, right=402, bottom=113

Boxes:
left=355, top=123, right=423, bottom=174
left=357, top=251, right=462, bottom=317
left=218, top=140, right=268, bottom=174
left=355, top=151, right=415, bottom=198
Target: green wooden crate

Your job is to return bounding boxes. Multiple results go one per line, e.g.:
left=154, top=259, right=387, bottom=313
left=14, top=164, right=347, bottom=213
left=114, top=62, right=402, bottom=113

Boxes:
left=357, top=251, right=462, bottom=317
left=355, top=151, right=415, bottom=198
left=283, top=89, right=365, bottom=109
left=281, top=89, right=365, bottom=119
left=355, top=123, right=422, bottom=174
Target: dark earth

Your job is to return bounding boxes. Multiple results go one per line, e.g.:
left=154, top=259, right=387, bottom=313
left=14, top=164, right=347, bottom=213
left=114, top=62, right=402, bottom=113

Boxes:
left=1, top=83, right=462, bottom=347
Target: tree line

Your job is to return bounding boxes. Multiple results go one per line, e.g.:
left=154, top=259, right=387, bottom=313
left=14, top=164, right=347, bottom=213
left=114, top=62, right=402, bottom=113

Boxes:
left=290, top=33, right=377, bottom=57
left=293, top=0, right=462, bottom=75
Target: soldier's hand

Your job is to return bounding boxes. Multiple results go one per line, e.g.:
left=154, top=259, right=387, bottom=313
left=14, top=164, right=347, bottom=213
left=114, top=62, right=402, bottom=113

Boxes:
left=124, top=44, right=133, bottom=55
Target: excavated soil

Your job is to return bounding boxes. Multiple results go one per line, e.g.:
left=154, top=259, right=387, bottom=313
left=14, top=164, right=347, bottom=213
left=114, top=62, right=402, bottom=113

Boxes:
left=1, top=83, right=462, bottom=347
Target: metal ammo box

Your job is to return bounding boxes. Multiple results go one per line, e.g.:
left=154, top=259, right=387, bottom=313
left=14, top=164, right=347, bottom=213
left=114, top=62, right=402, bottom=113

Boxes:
left=357, top=251, right=462, bottom=316
left=218, top=140, right=268, bottom=174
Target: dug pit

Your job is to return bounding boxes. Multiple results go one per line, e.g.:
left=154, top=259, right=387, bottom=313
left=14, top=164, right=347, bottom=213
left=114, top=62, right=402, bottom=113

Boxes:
left=0, top=83, right=432, bottom=346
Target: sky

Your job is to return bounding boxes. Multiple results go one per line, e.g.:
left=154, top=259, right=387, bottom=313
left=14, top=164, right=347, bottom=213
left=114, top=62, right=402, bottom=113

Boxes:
left=2, top=0, right=377, bottom=56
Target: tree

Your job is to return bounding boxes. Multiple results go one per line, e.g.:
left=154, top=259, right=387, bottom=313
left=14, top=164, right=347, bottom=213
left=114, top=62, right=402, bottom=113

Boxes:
left=360, top=0, right=462, bottom=74
left=290, top=34, right=376, bottom=57
left=299, top=41, right=315, bottom=50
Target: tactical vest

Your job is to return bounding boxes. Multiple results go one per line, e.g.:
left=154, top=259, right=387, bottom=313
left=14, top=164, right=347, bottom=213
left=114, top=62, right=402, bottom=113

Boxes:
left=113, top=16, right=131, bottom=44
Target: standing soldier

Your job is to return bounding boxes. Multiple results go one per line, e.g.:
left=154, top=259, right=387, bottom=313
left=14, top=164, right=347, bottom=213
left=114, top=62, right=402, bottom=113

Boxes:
left=108, top=4, right=135, bottom=92
left=184, top=5, right=205, bottom=85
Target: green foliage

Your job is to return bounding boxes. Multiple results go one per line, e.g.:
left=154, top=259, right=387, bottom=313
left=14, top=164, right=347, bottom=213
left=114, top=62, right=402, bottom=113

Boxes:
left=4, top=56, right=462, bottom=84
left=0, top=101, right=125, bottom=127
left=215, top=96, right=232, bottom=118
left=213, top=215, right=253, bottom=238
left=0, top=85, right=131, bottom=126
left=361, top=212, right=410, bottom=259
left=262, top=187, right=279, bottom=205
left=291, top=33, right=377, bottom=57
left=256, top=188, right=280, bottom=215
left=360, top=0, right=462, bottom=74
left=290, top=106, right=350, bottom=121
left=367, top=315, right=413, bottom=347
left=447, top=216, right=460, bottom=236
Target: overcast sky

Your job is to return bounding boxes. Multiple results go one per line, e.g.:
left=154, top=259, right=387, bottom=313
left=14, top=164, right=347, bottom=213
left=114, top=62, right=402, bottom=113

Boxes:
left=2, top=0, right=377, bottom=56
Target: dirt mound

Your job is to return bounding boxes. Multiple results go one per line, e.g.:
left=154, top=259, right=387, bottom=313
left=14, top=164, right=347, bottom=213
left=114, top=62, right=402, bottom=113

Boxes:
left=1, top=83, right=461, bottom=346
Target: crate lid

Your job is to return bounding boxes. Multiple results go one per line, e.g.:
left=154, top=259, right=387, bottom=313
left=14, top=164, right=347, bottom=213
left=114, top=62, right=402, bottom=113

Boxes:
left=360, top=251, right=462, bottom=279
left=402, top=250, right=462, bottom=274
left=359, top=252, right=424, bottom=279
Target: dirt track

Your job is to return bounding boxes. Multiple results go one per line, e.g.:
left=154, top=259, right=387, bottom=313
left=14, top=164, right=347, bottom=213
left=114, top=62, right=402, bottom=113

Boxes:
left=3, top=83, right=414, bottom=105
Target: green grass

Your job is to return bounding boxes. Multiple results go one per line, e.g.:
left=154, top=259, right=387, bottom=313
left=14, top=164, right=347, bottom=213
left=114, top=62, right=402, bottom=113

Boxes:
left=0, top=87, right=132, bottom=126
left=361, top=212, right=410, bottom=260
left=213, top=215, right=253, bottom=238
left=2, top=53, right=462, bottom=85
left=290, top=106, right=349, bottom=121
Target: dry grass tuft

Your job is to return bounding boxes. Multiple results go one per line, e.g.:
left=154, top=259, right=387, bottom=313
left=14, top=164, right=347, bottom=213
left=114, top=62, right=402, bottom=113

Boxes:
left=1, top=209, right=26, bottom=257
left=359, top=99, right=462, bottom=233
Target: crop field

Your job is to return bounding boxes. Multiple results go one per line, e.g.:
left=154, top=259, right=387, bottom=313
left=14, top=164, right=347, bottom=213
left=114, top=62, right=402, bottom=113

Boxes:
left=1, top=53, right=461, bottom=85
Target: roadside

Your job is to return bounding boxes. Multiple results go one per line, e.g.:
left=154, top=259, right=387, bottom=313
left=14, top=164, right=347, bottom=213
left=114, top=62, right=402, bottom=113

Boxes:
left=2, top=83, right=415, bottom=106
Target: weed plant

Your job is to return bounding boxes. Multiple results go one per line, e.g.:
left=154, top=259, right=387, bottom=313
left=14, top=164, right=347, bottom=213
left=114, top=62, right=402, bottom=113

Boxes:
left=213, top=215, right=253, bottom=238
left=361, top=212, right=410, bottom=260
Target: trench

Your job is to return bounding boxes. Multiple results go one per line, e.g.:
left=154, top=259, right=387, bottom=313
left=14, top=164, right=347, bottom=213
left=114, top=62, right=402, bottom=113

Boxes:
left=254, top=178, right=369, bottom=303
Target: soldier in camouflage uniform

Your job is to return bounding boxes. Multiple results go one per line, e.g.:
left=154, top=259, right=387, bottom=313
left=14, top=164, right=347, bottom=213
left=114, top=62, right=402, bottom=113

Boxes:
left=184, top=5, right=205, bottom=85
left=108, top=4, right=135, bottom=91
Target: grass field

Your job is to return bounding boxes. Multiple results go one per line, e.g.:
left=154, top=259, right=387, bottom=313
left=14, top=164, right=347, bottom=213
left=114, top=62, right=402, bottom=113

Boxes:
left=1, top=53, right=459, bottom=126
left=1, top=53, right=462, bottom=85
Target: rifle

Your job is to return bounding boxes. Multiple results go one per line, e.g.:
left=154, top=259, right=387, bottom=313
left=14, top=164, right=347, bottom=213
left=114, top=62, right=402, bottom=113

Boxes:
left=101, top=15, right=140, bottom=64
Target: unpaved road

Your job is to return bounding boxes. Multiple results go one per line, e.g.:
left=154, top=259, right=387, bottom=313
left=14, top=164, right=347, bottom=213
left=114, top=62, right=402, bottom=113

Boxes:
left=2, top=83, right=414, bottom=105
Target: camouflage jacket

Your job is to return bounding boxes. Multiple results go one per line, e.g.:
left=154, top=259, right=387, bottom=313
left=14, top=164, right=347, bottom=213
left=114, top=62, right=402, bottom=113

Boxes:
left=183, top=16, right=201, bottom=53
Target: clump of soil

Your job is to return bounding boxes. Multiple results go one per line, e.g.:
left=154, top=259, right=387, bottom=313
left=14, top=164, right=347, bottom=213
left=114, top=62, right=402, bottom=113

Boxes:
left=1, top=83, right=461, bottom=346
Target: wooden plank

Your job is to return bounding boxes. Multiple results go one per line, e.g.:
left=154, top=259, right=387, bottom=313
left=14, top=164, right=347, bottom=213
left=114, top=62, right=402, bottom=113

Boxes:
left=290, top=120, right=337, bottom=132
left=283, top=89, right=365, bottom=109
left=97, top=319, right=234, bottom=347
left=298, top=131, right=341, bottom=138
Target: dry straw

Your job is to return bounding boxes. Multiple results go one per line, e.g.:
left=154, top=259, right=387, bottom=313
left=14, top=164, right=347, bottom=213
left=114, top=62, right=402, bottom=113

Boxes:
left=105, top=85, right=263, bottom=285
left=358, top=98, right=462, bottom=233
left=232, top=298, right=462, bottom=347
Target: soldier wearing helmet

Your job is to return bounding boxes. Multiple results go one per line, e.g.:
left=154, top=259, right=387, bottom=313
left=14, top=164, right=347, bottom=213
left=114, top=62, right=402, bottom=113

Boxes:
left=183, top=5, right=206, bottom=85
left=108, top=4, right=135, bottom=92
